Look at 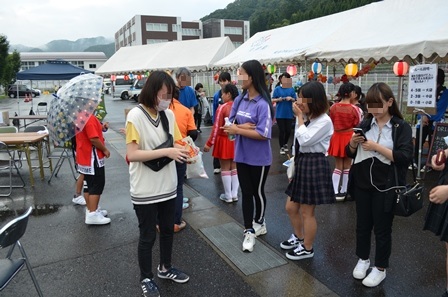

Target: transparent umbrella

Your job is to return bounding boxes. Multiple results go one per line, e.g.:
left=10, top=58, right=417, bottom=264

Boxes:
left=47, top=74, right=103, bottom=146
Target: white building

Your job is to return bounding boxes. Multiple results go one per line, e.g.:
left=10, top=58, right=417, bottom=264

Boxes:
left=19, top=52, right=107, bottom=72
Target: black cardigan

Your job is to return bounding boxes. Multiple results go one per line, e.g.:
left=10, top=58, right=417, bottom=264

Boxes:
left=345, top=116, right=413, bottom=211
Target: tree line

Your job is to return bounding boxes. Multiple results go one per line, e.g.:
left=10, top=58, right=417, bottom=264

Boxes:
left=0, top=35, right=21, bottom=95
left=202, top=0, right=381, bottom=36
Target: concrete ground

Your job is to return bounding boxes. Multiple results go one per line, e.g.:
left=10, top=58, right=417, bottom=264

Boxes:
left=0, top=93, right=446, bottom=297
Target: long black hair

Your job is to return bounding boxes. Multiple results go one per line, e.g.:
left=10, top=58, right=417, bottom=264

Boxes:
left=240, top=60, right=274, bottom=118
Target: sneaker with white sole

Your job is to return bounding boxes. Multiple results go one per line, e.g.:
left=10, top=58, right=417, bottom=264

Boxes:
left=242, top=229, right=256, bottom=252
left=141, top=278, right=160, bottom=297
left=72, top=195, right=86, bottom=205
left=85, top=210, right=111, bottom=225
left=253, top=220, right=267, bottom=236
left=362, top=267, right=386, bottom=287
left=280, top=147, right=286, bottom=155
left=286, top=243, right=314, bottom=260
left=85, top=208, right=108, bottom=217
left=283, top=145, right=289, bottom=152
left=353, top=258, right=370, bottom=279
left=182, top=202, right=190, bottom=209
left=183, top=197, right=189, bottom=203
left=280, top=234, right=303, bottom=250
left=157, top=265, right=189, bottom=283
left=213, top=168, right=221, bottom=174
left=219, top=194, right=233, bottom=203
left=232, top=196, right=239, bottom=202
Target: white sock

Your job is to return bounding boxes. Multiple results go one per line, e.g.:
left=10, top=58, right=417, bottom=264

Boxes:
left=221, top=171, right=232, bottom=199
left=341, top=169, right=350, bottom=193
left=231, top=169, right=239, bottom=198
left=332, top=169, right=342, bottom=194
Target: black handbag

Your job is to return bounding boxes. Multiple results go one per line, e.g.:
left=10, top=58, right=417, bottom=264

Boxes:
left=137, top=105, right=174, bottom=172
left=393, top=145, right=424, bottom=217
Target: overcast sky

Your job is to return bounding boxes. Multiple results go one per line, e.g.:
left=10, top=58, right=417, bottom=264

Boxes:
left=0, top=0, right=235, bottom=47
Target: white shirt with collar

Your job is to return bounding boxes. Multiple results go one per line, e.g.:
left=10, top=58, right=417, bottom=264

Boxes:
left=294, top=113, right=333, bottom=154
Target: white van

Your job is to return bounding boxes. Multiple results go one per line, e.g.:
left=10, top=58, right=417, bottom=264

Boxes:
left=129, top=77, right=147, bottom=102
left=112, top=76, right=134, bottom=100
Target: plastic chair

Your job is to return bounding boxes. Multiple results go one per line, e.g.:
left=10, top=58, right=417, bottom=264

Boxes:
left=0, top=207, right=43, bottom=296
left=36, top=102, right=48, bottom=115
left=47, top=141, right=77, bottom=184
left=0, top=141, right=25, bottom=196
left=23, top=126, right=51, bottom=170
left=0, top=126, right=22, bottom=168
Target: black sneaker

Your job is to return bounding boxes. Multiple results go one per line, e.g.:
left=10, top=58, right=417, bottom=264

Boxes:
left=286, top=244, right=314, bottom=260
left=157, top=266, right=190, bottom=283
left=280, top=234, right=303, bottom=250
left=141, top=278, right=160, bottom=297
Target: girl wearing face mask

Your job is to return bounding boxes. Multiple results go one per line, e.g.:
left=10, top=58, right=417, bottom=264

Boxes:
left=126, top=71, right=191, bottom=296
left=346, top=82, right=412, bottom=288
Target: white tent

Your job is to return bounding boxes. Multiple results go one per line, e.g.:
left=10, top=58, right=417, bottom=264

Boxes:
left=213, top=0, right=448, bottom=68
left=96, top=37, right=235, bottom=75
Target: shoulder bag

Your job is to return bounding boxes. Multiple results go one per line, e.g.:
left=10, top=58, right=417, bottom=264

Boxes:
left=392, top=123, right=424, bottom=217
left=137, top=105, right=174, bottom=172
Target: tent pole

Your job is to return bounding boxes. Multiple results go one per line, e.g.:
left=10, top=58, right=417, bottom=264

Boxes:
left=325, top=65, right=329, bottom=95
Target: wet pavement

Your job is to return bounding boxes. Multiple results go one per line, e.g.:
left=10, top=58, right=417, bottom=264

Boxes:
left=0, top=94, right=446, bottom=296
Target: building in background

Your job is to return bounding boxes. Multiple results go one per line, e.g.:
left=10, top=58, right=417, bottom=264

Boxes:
left=202, top=18, right=250, bottom=48
left=19, top=52, right=107, bottom=72
left=115, top=15, right=249, bottom=51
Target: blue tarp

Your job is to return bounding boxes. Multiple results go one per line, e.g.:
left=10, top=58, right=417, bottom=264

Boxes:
left=16, top=59, right=93, bottom=80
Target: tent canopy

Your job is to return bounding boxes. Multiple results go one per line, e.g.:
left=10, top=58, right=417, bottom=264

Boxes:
left=16, top=59, right=93, bottom=80
left=213, top=0, right=448, bottom=68
left=96, top=37, right=235, bottom=75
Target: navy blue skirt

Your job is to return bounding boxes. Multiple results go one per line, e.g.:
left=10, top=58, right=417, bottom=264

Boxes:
left=285, top=153, right=335, bottom=205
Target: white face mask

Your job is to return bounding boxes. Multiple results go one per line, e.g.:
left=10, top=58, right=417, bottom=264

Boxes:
left=156, top=99, right=170, bottom=111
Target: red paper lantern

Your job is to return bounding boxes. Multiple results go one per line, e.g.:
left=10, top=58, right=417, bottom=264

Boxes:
left=124, top=75, right=129, bottom=81
left=137, top=74, right=142, bottom=80
left=286, top=65, right=297, bottom=76
left=110, top=75, right=116, bottom=82
left=345, top=63, right=358, bottom=76
left=393, top=60, right=409, bottom=76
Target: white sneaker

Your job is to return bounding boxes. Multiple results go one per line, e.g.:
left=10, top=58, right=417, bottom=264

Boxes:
left=72, top=195, right=86, bottom=205
left=283, top=145, right=289, bottom=152
left=362, top=267, right=386, bottom=287
left=85, top=207, right=108, bottom=217
left=353, top=258, right=370, bottom=279
left=232, top=196, right=239, bottom=202
left=242, top=230, right=256, bottom=252
left=219, top=194, right=233, bottom=203
left=253, top=220, right=267, bottom=236
left=85, top=211, right=111, bottom=225
left=183, top=197, right=189, bottom=203
left=280, top=148, right=285, bottom=155
left=213, top=168, right=221, bottom=174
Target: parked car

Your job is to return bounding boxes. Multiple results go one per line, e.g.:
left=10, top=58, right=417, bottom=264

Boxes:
left=111, top=76, right=133, bottom=100
left=129, top=77, right=147, bottom=102
left=8, top=85, right=40, bottom=98
left=103, top=81, right=111, bottom=95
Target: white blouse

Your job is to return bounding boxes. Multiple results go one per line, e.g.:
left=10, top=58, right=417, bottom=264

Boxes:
left=294, top=113, right=334, bottom=154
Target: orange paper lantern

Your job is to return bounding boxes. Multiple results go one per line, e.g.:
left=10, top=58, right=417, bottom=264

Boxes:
left=345, top=63, right=358, bottom=76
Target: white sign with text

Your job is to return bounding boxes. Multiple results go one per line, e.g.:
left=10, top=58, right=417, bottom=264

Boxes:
left=407, top=64, right=437, bottom=108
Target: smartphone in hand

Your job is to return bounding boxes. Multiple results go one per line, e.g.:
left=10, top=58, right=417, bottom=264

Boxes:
left=353, top=128, right=367, bottom=140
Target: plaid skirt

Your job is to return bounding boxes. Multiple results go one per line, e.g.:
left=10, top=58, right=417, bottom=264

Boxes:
left=423, top=201, right=448, bottom=242
left=285, top=153, right=335, bottom=205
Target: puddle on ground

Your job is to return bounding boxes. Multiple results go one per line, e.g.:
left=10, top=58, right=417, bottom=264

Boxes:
left=0, top=204, right=62, bottom=222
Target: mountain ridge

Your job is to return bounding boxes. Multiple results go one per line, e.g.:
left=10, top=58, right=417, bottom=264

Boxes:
left=10, top=36, right=115, bottom=57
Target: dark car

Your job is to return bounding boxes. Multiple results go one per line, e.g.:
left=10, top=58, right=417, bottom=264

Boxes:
left=8, top=85, right=40, bottom=98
